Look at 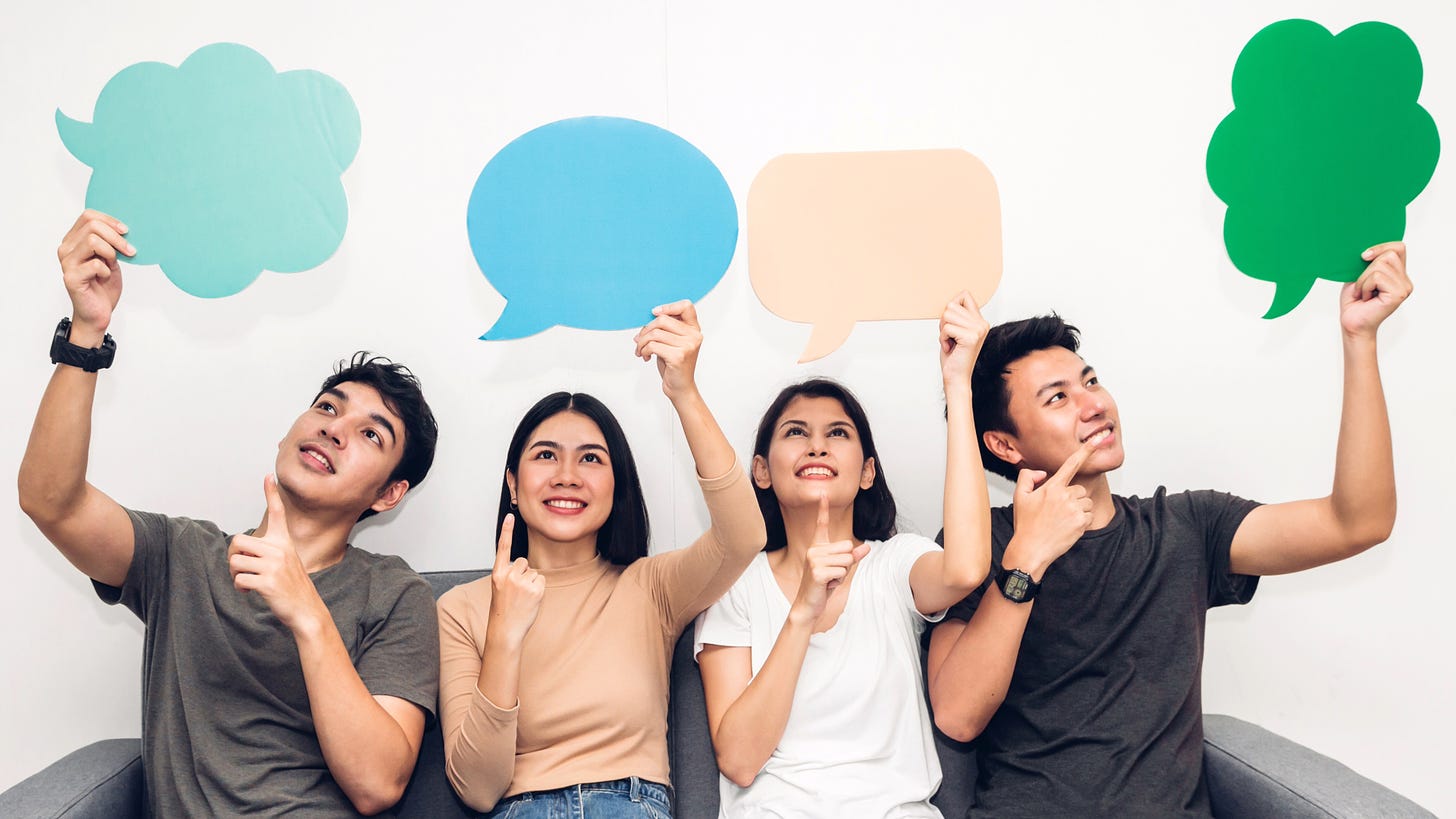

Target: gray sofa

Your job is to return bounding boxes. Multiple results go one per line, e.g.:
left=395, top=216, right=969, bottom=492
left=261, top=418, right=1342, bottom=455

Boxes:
left=1, top=569, right=1433, bottom=818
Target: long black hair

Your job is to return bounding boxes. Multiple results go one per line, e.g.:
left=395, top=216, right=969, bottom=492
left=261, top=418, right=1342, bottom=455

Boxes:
left=752, top=378, right=897, bottom=550
left=497, top=392, right=650, bottom=566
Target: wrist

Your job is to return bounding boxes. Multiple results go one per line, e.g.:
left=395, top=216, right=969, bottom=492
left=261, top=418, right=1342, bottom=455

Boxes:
left=66, top=318, right=107, bottom=348
left=1002, top=538, right=1054, bottom=582
left=785, top=603, right=818, bottom=630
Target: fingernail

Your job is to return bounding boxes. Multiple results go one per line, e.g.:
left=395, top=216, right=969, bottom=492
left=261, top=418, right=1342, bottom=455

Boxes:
left=118, top=223, right=129, bottom=233
left=1362, top=249, right=1374, bottom=260
left=125, top=243, right=136, bottom=256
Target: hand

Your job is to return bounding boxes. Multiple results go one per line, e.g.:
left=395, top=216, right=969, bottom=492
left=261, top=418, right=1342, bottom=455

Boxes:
left=1006, top=441, right=1097, bottom=577
left=633, top=300, right=703, bottom=400
left=791, top=494, right=870, bottom=625
left=940, top=290, right=990, bottom=387
left=228, top=475, right=327, bottom=632
left=56, top=210, right=135, bottom=342
left=488, top=514, right=544, bottom=645
left=1341, top=242, right=1412, bottom=339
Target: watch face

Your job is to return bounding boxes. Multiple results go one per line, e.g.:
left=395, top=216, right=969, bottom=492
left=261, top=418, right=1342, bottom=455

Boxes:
left=1003, top=572, right=1030, bottom=601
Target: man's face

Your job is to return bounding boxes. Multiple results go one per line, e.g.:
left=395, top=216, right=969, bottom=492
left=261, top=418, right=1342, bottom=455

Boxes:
left=275, top=382, right=408, bottom=518
left=988, top=346, right=1124, bottom=479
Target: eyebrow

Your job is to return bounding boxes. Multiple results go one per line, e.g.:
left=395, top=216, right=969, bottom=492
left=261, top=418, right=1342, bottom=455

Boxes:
left=777, top=419, right=856, bottom=432
left=323, top=387, right=399, bottom=447
left=529, top=440, right=609, bottom=454
left=1034, top=366, right=1095, bottom=401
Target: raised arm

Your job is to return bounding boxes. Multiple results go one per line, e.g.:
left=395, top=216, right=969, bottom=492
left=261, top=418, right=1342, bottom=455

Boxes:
left=437, top=515, right=542, bottom=812
left=633, top=301, right=766, bottom=624
left=910, top=293, right=993, bottom=613
left=1229, top=243, right=1410, bottom=576
left=18, top=211, right=137, bottom=587
left=928, top=441, right=1096, bottom=742
left=699, top=495, right=869, bottom=786
left=228, top=476, right=428, bottom=815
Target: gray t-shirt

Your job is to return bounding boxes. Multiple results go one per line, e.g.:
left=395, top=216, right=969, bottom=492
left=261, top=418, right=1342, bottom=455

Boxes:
left=945, top=488, right=1260, bottom=819
left=95, top=509, right=439, bottom=818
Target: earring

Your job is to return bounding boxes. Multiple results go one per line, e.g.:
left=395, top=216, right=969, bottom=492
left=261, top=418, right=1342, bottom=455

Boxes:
left=509, top=497, right=518, bottom=510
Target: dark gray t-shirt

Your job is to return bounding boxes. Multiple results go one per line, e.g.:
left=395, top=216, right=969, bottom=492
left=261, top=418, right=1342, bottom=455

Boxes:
left=945, top=488, right=1260, bottom=819
left=95, top=509, right=439, bottom=818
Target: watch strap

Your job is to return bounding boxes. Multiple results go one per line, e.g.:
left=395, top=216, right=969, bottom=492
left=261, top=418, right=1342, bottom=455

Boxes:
left=995, top=565, right=1041, bottom=603
left=51, top=318, right=116, bottom=372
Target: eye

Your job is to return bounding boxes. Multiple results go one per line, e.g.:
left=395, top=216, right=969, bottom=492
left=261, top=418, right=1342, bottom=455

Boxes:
left=828, top=427, right=850, bottom=438
left=364, top=429, right=382, bottom=446
left=316, top=400, right=336, bottom=414
left=1045, top=391, right=1066, bottom=406
left=532, top=449, right=557, bottom=461
left=1086, top=376, right=1100, bottom=388
left=784, top=425, right=807, bottom=437
left=582, top=452, right=605, bottom=464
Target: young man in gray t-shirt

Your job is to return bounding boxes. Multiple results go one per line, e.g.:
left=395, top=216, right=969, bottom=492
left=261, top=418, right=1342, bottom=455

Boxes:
left=19, top=210, right=442, bottom=816
left=927, top=242, right=1412, bottom=817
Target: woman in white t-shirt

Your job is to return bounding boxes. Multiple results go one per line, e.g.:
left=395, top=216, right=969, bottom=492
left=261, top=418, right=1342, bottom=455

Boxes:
left=695, top=294, right=994, bottom=818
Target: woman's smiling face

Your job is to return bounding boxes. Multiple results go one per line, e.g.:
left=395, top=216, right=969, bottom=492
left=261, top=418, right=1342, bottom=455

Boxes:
left=508, top=410, right=616, bottom=555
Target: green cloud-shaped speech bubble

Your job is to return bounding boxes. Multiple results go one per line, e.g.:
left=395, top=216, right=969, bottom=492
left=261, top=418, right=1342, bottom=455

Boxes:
left=1207, top=20, right=1439, bottom=318
left=57, top=43, right=360, bottom=298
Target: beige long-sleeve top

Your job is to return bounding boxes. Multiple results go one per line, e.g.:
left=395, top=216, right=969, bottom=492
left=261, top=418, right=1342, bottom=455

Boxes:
left=436, top=464, right=765, bottom=811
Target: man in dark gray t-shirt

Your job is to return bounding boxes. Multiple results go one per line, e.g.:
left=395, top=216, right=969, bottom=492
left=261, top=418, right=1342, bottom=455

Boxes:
left=20, top=210, right=442, bottom=816
left=927, top=242, right=1412, bottom=817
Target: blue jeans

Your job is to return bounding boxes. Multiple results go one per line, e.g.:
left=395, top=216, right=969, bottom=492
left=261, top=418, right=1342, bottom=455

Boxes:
left=486, top=777, right=672, bottom=819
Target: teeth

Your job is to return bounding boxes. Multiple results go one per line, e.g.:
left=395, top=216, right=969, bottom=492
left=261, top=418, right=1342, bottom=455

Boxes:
left=1086, top=429, right=1111, bottom=445
left=799, top=467, right=834, bottom=477
left=546, top=499, right=585, bottom=509
left=305, top=450, right=332, bottom=472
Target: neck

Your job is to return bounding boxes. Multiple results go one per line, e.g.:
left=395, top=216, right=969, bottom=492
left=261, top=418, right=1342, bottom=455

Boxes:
left=253, top=507, right=353, bottom=574
left=526, top=531, right=601, bottom=570
left=1075, top=472, right=1118, bottom=529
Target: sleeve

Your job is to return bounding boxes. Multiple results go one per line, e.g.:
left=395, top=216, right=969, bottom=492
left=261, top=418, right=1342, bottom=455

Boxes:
left=436, top=585, right=519, bottom=812
left=91, top=509, right=175, bottom=622
left=1187, top=489, right=1263, bottom=608
left=693, top=580, right=753, bottom=660
left=635, top=460, right=768, bottom=634
left=884, top=534, right=947, bottom=622
left=355, top=572, right=440, bottom=723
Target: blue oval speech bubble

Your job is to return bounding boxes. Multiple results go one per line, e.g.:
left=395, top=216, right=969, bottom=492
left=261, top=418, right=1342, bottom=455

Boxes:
left=467, top=117, right=738, bottom=339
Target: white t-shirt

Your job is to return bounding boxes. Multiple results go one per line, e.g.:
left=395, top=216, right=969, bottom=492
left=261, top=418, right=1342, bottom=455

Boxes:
left=694, top=533, right=946, bottom=819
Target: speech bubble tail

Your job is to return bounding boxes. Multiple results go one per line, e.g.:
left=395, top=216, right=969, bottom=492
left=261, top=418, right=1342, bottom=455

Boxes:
left=55, top=110, right=96, bottom=166
left=798, top=321, right=856, bottom=363
left=1261, top=277, right=1315, bottom=320
left=480, top=304, right=554, bottom=341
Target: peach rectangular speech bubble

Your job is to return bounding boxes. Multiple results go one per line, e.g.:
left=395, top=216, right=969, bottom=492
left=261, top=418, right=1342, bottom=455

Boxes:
left=748, top=149, right=1002, bottom=362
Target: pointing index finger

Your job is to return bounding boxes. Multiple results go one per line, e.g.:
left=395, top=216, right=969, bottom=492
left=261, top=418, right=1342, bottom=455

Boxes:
left=815, top=492, right=831, bottom=544
left=262, top=473, right=288, bottom=532
left=494, top=514, right=517, bottom=573
left=1049, top=439, right=1097, bottom=486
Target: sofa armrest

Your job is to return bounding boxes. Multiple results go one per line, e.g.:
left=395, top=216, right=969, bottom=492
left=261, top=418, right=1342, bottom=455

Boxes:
left=1203, top=715, right=1432, bottom=818
left=0, top=739, right=144, bottom=819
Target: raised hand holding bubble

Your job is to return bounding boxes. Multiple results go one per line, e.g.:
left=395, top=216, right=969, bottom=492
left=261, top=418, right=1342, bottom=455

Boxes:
left=633, top=300, right=703, bottom=399
left=56, top=210, right=135, bottom=338
left=939, top=290, right=990, bottom=387
left=1341, top=243, right=1412, bottom=338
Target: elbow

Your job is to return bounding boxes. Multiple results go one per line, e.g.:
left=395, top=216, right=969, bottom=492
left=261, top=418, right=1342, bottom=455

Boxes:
left=933, top=707, right=987, bottom=744
left=715, top=751, right=761, bottom=789
left=947, top=565, right=989, bottom=594
left=346, top=781, right=407, bottom=817
left=16, top=475, right=75, bottom=528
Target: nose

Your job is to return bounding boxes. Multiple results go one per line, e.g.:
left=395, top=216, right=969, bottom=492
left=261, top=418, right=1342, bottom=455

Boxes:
left=1077, top=389, right=1107, bottom=420
left=807, top=432, right=829, bottom=457
left=551, top=459, right=582, bottom=487
left=319, top=419, right=343, bottom=448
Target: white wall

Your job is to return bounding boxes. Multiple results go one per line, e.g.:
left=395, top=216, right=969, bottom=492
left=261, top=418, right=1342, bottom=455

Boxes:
left=2, top=1, right=1451, bottom=813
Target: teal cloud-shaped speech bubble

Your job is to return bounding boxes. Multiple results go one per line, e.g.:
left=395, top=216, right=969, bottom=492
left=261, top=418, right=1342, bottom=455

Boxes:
left=57, top=43, right=361, bottom=298
left=1207, top=20, right=1439, bottom=319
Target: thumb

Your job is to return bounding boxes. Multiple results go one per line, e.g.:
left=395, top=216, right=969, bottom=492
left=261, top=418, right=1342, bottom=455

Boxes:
left=494, top=513, right=517, bottom=573
left=1015, top=468, right=1046, bottom=496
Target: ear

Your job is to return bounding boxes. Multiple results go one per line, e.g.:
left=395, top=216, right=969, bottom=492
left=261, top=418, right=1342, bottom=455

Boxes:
left=982, top=430, right=1023, bottom=469
left=751, top=454, right=772, bottom=489
left=370, top=479, right=410, bottom=515
left=859, top=456, right=877, bottom=491
left=505, top=470, right=518, bottom=502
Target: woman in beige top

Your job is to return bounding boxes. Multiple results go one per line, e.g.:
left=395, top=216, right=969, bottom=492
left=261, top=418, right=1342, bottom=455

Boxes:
left=436, top=301, right=765, bottom=817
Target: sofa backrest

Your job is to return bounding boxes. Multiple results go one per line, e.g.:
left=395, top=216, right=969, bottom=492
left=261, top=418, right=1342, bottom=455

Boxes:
left=408, top=569, right=979, bottom=817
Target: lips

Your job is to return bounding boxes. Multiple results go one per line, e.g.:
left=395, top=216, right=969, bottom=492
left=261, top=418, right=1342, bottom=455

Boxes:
left=795, top=463, right=836, bottom=479
left=1081, top=423, right=1115, bottom=446
left=543, top=497, right=587, bottom=513
left=300, top=444, right=334, bottom=473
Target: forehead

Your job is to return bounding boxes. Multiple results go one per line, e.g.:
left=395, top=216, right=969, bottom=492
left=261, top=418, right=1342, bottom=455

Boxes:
left=777, top=395, right=853, bottom=426
left=530, top=410, right=607, bottom=443
left=1003, top=347, right=1088, bottom=402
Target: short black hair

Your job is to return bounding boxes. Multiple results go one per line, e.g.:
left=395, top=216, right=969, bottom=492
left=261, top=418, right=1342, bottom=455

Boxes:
left=497, top=392, right=650, bottom=566
left=315, top=352, right=438, bottom=520
left=971, top=315, right=1081, bottom=481
left=752, top=378, right=897, bottom=550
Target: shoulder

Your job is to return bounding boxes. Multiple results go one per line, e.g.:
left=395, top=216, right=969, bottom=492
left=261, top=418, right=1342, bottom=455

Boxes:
left=127, top=508, right=228, bottom=545
left=437, top=574, right=492, bottom=613
left=342, top=547, right=435, bottom=604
